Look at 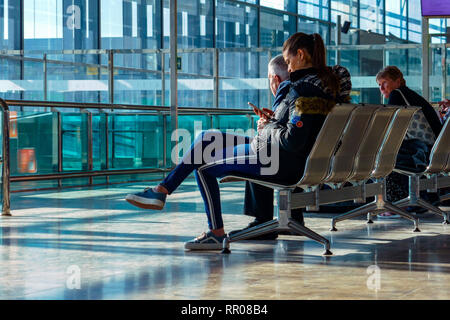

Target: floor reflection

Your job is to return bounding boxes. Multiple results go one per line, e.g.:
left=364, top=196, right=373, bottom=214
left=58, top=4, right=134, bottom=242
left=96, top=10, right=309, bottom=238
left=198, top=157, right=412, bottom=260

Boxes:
left=0, top=181, right=449, bottom=299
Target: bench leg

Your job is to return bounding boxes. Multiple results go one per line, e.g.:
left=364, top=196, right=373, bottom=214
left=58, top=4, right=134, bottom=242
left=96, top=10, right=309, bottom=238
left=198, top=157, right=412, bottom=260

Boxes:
left=288, top=219, right=332, bottom=256
left=331, top=202, right=378, bottom=231
left=394, top=197, right=450, bottom=224
left=332, top=178, right=420, bottom=232
left=221, top=220, right=280, bottom=254
left=392, top=174, right=450, bottom=224
left=228, top=219, right=279, bottom=242
left=383, top=202, right=420, bottom=232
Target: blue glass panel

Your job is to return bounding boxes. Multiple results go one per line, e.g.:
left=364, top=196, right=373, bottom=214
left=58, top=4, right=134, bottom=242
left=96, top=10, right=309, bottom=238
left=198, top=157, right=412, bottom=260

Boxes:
left=261, top=0, right=296, bottom=13
left=0, top=0, right=21, bottom=50
left=385, top=0, right=408, bottom=40
left=260, top=9, right=296, bottom=47
left=299, top=0, right=329, bottom=21
left=102, top=0, right=161, bottom=49
left=109, top=113, right=164, bottom=169
left=216, top=0, right=258, bottom=48
left=62, top=113, right=88, bottom=171
left=9, top=110, right=58, bottom=175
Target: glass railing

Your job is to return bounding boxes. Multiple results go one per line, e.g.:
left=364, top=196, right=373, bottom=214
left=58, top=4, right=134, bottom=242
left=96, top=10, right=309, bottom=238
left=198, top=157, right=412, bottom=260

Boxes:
left=0, top=100, right=256, bottom=203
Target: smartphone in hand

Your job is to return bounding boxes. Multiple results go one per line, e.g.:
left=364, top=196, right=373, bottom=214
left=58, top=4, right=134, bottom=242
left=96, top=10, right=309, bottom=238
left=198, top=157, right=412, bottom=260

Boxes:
left=248, top=102, right=272, bottom=119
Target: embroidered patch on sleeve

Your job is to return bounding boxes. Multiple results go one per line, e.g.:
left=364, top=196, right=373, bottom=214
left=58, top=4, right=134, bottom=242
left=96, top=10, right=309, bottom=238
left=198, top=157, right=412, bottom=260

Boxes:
left=291, top=115, right=303, bottom=128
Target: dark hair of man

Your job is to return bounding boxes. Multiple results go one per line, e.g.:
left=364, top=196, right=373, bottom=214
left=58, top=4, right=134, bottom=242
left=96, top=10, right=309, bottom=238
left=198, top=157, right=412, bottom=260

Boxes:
left=282, top=32, right=339, bottom=99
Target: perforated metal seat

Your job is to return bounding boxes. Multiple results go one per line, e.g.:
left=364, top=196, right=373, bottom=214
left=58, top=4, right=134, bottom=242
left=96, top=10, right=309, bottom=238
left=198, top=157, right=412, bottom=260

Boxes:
left=348, top=106, right=399, bottom=182
left=330, top=106, right=421, bottom=231
left=322, top=105, right=381, bottom=185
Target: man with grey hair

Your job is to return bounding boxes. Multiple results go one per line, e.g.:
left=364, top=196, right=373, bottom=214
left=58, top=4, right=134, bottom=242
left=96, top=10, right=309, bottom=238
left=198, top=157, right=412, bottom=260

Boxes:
left=230, top=54, right=304, bottom=240
left=232, top=58, right=353, bottom=240
left=267, top=54, right=291, bottom=111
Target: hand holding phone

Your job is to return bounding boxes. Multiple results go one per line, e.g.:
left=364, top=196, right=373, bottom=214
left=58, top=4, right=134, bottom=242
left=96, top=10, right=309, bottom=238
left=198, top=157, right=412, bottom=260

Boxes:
left=248, top=102, right=273, bottom=120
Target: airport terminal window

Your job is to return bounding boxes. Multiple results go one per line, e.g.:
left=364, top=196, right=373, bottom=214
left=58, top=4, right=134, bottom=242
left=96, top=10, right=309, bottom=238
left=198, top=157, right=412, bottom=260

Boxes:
left=298, top=17, right=330, bottom=44
left=298, top=0, right=329, bottom=22
left=176, top=0, right=214, bottom=48
left=177, top=51, right=214, bottom=108
left=101, top=0, right=123, bottom=47
left=260, top=9, right=296, bottom=47
left=24, top=0, right=64, bottom=50
left=330, top=0, right=358, bottom=27
left=102, top=0, right=161, bottom=49
left=408, top=0, right=421, bottom=43
left=360, top=0, right=384, bottom=34
left=216, top=0, right=258, bottom=48
left=236, top=0, right=257, bottom=4
left=0, top=0, right=21, bottom=49
left=0, top=56, right=21, bottom=100
left=260, top=0, right=296, bottom=13
left=429, top=19, right=449, bottom=43
left=23, top=0, right=99, bottom=50
left=219, top=50, right=261, bottom=109
left=0, top=0, right=21, bottom=99
left=385, top=0, right=407, bottom=40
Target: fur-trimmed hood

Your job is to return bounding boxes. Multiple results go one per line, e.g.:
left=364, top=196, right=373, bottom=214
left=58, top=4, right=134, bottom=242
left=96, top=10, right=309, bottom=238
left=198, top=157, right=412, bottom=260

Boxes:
left=294, top=96, right=335, bottom=115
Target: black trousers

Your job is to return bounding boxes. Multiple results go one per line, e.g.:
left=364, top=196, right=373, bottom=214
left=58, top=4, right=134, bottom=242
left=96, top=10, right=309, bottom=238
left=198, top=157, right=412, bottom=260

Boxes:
left=243, top=181, right=304, bottom=224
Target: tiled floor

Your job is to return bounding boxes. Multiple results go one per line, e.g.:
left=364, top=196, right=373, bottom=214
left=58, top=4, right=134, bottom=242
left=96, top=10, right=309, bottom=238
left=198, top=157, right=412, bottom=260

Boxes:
left=0, top=179, right=449, bottom=300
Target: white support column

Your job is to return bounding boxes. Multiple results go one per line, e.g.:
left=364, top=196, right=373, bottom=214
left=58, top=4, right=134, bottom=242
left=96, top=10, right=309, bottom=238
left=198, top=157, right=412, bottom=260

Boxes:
left=170, top=0, right=178, bottom=160
left=422, top=17, right=430, bottom=100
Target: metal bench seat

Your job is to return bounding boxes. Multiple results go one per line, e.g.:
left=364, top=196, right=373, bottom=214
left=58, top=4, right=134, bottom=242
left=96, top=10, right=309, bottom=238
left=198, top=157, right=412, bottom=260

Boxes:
left=391, top=116, right=450, bottom=224
left=219, top=104, right=421, bottom=256
left=330, top=105, right=421, bottom=231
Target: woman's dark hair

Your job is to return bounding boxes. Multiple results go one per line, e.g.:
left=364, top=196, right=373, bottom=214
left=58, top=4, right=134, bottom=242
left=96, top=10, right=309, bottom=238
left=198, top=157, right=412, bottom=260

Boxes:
left=283, top=32, right=339, bottom=99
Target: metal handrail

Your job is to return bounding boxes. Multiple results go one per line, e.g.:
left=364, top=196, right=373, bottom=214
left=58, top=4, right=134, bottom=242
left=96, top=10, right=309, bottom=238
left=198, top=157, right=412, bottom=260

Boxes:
left=10, top=168, right=171, bottom=182
left=0, top=98, right=11, bottom=216
left=0, top=43, right=427, bottom=56
left=5, top=100, right=254, bottom=115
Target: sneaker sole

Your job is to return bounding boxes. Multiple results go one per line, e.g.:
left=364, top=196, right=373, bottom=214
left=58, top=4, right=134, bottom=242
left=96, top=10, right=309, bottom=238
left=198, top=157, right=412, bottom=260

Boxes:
left=125, top=195, right=164, bottom=210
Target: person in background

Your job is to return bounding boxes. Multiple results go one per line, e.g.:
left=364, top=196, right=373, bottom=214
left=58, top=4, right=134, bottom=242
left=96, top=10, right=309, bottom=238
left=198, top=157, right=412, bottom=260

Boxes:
left=438, top=99, right=450, bottom=123
left=333, top=64, right=352, bottom=103
left=376, top=66, right=443, bottom=218
left=436, top=99, right=450, bottom=206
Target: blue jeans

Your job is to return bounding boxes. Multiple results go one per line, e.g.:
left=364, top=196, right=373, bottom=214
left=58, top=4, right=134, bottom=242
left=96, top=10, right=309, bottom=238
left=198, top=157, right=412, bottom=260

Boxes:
left=160, top=131, right=264, bottom=230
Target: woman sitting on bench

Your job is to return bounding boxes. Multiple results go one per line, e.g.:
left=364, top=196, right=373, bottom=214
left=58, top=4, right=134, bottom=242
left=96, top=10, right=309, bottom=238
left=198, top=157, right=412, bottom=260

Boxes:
left=125, top=32, right=340, bottom=250
left=376, top=66, right=443, bottom=218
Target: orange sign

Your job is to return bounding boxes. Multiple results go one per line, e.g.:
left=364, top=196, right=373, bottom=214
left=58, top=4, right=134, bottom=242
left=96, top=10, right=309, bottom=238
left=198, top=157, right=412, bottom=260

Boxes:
left=18, top=148, right=37, bottom=173
left=9, top=111, right=17, bottom=138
